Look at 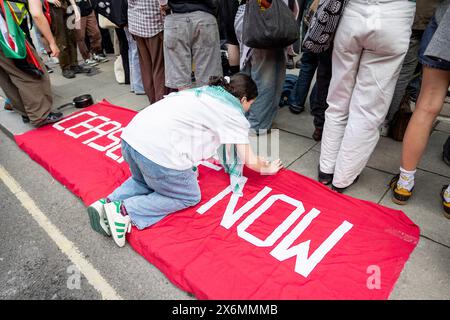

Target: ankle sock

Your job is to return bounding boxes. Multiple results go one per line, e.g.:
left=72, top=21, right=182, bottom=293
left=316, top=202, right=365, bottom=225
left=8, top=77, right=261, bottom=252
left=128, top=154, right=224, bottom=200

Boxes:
left=397, top=167, right=416, bottom=191
left=444, top=185, right=450, bottom=203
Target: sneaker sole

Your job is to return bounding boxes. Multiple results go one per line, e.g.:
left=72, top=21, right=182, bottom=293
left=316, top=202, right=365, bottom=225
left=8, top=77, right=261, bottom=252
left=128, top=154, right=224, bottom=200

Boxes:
left=391, top=196, right=408, bottom=205
left=87, top=206, right=109, bottom=236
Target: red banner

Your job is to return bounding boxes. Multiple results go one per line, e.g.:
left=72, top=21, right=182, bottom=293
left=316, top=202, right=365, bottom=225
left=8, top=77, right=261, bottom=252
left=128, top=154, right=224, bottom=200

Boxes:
left=15, top=101, right=134, bottom=206
left=15, top=101, right=420, bottom=299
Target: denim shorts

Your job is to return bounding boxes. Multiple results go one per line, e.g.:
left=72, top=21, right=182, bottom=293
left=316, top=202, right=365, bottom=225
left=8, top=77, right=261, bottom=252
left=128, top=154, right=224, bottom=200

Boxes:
left=419, top=16, right=450, bottom=71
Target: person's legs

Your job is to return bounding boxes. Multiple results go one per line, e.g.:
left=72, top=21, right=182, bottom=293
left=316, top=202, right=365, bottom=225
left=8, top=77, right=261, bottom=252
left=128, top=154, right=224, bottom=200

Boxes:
left=384, top=31, right=421, bottom=127
left=85, top=12, right=103, bottom=56
left=0, top=47, right=53, bottom=125
left=50, top=6, right=71, bottom=71
left=311, top=47, right=332, bottom=140
left=108, top=142, right=201, bottom=230
left=289, top=51, right=318, bottom=113
left=134, top=35, right=154, bottom=102
left=115, top=28, right=130, bottom=84
left=331, top=1, right=414, bottom=189
left=245, top=48, right=286, bottom=131
left=401, top=67, right=450, bottom=171
left=191, top=11, right=223, bottom=86
left=75, top=16, right=90, bottom=60
left=107, top=141, right=154, bottom=202
left=319, top=9, right=361, bottom=176
left=0, top=65, right=27, bottom=117
left=125, top=29, right=145, bottom=95
left=148, top=31, right=166, bottom=102
left=163, top=14, right=192, bottom=89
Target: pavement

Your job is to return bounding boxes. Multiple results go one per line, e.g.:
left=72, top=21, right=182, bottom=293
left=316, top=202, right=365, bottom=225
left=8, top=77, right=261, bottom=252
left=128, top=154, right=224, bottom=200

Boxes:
left=0, top=55, right=449, bottom=300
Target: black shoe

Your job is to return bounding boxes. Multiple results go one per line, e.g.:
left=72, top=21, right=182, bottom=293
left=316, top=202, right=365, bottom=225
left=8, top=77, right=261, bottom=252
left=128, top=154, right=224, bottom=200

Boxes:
left=286, top=57, right=295, bottom=69
left=295, top=59, right=301, bottom=69
left=36, top=111, right=63, bottom=127
left=288, top=103, right=305, bottom=114
left=62, top=69, right=75, bottom=79
left=318, top=167, right=333, bottom=185
left=312, top=127, right=323, bottom=141
left=22, top=115, right=30, bottom=123
left=71, top=64, right=91, bottom=74
left=331, top=176, right=360, bottom=193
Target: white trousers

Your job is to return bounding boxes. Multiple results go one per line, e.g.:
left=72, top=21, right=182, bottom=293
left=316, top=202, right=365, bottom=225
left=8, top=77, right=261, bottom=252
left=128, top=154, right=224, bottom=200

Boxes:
left=320, top=0, right=416, bottom=188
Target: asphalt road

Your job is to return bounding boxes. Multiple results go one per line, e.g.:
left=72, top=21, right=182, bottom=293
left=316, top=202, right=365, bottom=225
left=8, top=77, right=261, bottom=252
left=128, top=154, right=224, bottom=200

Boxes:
left=0, top=130, right=193, bottom=300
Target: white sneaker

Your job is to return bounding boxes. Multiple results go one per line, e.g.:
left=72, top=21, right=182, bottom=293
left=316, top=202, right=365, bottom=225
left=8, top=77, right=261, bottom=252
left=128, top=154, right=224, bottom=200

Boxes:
left=104, top=201, right=132, bottom=248
left=87, top=199, right=111, bottom=236
left=84, top=58, right=98, bottom=67
left=93, top=53, right=109, bottom=63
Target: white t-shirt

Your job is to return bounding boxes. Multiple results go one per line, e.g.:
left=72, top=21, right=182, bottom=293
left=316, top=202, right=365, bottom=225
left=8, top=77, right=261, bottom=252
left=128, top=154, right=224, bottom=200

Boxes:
left=121, top=90, right=250, bottom=170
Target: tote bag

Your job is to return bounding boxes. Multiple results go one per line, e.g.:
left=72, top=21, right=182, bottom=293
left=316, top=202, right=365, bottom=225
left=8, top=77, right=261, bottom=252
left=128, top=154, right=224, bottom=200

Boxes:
left=302, top=0, right=348, bottom=53
left=243, top=0, right=299, bottom=49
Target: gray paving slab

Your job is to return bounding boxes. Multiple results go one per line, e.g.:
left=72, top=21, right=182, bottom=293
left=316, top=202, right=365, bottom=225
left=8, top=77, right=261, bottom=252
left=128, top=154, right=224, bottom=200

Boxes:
left=389, top=237, right=450, bottom=300
left=0, top=97, right=85, bottom=137
left=108, top=93, right=150, bottom=111
left=367, top=137, right=403, bottom=174
left=436, top=120, right=450, bottom=134
left=288, top=150, right=394, bottom=203
left=272, top=107, right=316, bottom=139
left=249, top=129, right=317, bottom=168
left=379, top=169, right=450, bottom=247
left=418, top=131, right=450, bottom=178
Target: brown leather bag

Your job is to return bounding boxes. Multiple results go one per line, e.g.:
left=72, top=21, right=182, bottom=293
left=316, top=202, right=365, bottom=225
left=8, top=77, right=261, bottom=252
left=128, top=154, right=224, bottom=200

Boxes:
left=389, top=93, right=413, bottom=141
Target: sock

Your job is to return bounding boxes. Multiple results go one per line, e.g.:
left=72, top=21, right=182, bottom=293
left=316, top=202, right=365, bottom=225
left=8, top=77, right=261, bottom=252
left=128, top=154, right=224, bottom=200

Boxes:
left=397, top=167, right=416, bottom=191
left=444, top=185, right=450, bottom=203
left=120, top=203, right=128, bottom=217
left=229, top=65, right=240, bottom=75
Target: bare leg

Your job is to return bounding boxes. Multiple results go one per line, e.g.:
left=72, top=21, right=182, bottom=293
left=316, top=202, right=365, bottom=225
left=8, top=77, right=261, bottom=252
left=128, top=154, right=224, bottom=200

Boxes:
left=401, top=67, right=450, bottom=171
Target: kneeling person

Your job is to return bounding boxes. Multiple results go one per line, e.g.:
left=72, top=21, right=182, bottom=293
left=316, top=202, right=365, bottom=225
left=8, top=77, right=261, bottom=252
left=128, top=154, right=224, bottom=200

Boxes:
left=87, top=73, right=284, bottom=247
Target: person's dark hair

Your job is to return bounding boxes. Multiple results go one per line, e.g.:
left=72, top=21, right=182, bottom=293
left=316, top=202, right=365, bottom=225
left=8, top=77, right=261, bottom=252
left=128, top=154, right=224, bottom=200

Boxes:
left=208, top=73, right=258, bottom=101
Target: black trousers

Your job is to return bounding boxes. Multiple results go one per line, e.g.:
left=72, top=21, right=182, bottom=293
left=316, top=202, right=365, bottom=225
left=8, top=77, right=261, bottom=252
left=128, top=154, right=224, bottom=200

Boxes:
left=115, top=27, right=130, bottom=84
left=311, top=47, right=332, bottom=129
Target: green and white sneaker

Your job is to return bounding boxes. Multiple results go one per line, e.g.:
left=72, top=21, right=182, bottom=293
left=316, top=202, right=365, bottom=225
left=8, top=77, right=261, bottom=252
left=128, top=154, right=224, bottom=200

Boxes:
left=87, top=199, right=111, bottom=236
left=104, top=201, right=132, bottom=248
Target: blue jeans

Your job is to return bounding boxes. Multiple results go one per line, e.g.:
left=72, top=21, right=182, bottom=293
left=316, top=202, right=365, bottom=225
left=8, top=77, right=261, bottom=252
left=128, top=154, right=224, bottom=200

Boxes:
left=419, top=16, right=450, bottom=71
left=244, top=48, right=286, bottom=130
left=108, top=140, right=201, bottom=230
left=289, top=50, right=318, bottom=108
left=125, top=28, right=145, bottom=94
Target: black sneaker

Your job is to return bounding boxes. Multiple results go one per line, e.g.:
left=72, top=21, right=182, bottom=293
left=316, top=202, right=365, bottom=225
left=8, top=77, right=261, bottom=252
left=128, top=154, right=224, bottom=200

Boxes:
left=71, top=64, right=92, bottom=74
left=331, top=176, right=360, bottom=193
left=295, top=59, right=301, bottom=69
left=288, top=103, right=305, bottom=114
left=62, top=69, right=75, bottom=79
left=22, top=115, right=30, bottom=123
left=318, top=167, right=333, bottom=185
left=36, top=111, right=63, bottom=127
